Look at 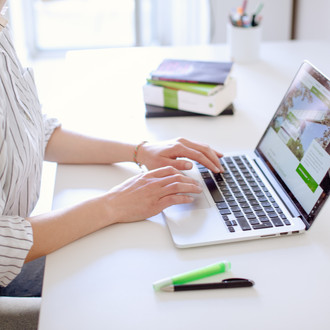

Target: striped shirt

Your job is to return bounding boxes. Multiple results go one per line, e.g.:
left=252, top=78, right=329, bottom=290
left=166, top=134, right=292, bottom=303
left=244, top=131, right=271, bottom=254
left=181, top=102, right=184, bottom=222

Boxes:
left=0, top=22, right=59, bottom=287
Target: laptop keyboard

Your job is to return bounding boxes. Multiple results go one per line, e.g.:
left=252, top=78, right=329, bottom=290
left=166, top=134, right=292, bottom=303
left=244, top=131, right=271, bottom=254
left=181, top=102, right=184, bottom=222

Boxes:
left=197, top=155, right=291, bottom=233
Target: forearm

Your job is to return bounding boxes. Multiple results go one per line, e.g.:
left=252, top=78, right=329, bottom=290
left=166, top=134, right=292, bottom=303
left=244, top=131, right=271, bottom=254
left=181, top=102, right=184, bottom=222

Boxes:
left=26, top=166, right=203, bottom=262
left=45, top=127, right=136, bottom=164
left=26, top=194, right=111, bottom=262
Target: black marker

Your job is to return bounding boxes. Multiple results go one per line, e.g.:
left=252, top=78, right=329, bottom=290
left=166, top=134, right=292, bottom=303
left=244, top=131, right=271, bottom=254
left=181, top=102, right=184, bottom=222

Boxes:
left=161, top=278, right=254, bottom=292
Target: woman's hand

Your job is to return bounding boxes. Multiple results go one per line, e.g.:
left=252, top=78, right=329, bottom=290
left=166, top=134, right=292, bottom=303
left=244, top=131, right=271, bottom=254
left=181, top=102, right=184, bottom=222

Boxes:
left=104, top=166, right=203, bottom=223
left=136, top=137, right=224, bottom=173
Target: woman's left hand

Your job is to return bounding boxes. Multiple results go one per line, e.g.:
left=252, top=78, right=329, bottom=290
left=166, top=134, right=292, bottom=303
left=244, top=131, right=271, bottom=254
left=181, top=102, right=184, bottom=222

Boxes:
left=136, top=137, right=224, bottom=173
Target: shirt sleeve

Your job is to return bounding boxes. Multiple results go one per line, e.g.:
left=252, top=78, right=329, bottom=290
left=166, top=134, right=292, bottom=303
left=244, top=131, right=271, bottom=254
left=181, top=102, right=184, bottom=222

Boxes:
left=43, top=114, right=61, bottom=150
left=0, top=216, right=33, bottom=287
left=0, top=122, right=33, bottom=287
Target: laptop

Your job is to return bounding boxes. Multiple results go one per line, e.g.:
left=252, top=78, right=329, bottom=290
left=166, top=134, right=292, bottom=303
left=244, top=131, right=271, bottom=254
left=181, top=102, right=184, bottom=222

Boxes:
left=163, top=61, right=330, bottom=248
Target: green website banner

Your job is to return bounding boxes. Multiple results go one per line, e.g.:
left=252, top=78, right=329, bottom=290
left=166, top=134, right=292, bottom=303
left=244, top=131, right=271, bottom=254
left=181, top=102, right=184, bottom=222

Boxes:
left=296, top=163, right=318, bottom=192
left=311, top=86, right=330, bottom=109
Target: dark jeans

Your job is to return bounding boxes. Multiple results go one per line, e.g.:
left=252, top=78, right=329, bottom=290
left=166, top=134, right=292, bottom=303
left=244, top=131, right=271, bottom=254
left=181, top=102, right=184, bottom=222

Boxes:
left=0, top=257, right=45, bottom=297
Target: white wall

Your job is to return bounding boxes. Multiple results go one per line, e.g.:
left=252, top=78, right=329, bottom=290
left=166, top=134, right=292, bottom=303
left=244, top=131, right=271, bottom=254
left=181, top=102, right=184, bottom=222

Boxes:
left=295, top=0, right=330, bottom=41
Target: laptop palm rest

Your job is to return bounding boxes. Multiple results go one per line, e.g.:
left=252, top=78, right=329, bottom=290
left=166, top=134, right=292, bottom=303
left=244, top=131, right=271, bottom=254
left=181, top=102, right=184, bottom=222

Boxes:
left=163, top=185, right=229, bottom=247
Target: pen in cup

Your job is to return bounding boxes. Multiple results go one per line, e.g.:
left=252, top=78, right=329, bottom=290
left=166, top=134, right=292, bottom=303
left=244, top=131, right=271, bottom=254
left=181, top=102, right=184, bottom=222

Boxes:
left=229, top=1, right=264, bottom=27
left=251, top=3, right=264, bottom=26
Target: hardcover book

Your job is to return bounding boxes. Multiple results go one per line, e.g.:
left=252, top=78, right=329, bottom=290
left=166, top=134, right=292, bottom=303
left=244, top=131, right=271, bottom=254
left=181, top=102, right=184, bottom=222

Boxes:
left=143, top=77, right=236, bottom=116
left=146, top=79, right=223, bottom=96
left=150, top=58, right=233, bottom=85
left=145, top=103, right=234, bottom=118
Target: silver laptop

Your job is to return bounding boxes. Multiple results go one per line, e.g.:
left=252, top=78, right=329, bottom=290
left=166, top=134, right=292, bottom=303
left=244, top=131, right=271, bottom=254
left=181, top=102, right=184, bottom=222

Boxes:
left=163, top=61, right=330, bottom=248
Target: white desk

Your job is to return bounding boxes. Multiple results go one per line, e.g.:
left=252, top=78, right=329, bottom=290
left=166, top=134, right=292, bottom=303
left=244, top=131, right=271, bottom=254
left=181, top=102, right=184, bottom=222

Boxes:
left=38, top=41, right=330, bottom=330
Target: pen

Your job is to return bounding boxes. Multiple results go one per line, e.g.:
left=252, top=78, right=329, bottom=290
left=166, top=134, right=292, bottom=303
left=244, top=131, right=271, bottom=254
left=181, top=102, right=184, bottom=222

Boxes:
left=251, top=3, right=264, bottom=26
left=153, top=261, right=231, bottom=291
left=161, top=278, right=254, bottom=292
left=241, top=0, right=248, bottom=15
left=254, top=2, right=264, bottom=16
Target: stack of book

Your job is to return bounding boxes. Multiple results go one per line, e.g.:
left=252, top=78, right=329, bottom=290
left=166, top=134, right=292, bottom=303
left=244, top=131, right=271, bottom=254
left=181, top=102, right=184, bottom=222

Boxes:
left=143, top=58, right=236, bottom=117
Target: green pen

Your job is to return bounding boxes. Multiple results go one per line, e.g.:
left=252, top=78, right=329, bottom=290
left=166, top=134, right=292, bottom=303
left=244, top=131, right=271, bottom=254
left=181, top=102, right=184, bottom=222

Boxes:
left=153, top=261, right=231, bottom=291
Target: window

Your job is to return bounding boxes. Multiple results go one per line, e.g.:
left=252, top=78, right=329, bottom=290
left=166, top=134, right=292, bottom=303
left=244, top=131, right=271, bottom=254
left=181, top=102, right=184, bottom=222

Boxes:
left=8, top=0, right=293, bottom=59
left=9, top=0, right=211, bottom=57
left=25, top=0, right=138, bottom=52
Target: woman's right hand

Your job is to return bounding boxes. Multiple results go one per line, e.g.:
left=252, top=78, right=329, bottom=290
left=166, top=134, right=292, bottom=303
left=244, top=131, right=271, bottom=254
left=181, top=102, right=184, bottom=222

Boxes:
left=104, top=166, right=202, bottom=224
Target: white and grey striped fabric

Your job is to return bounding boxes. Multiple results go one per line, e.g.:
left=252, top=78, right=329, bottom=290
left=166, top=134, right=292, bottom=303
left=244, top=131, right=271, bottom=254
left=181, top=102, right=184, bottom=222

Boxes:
left=0, top=23, right=59, bottom=287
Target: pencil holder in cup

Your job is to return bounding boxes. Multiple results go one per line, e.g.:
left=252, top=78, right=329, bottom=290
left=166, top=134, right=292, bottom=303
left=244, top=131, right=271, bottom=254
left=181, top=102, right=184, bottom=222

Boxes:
left=227, top=23, right=262, bottom=63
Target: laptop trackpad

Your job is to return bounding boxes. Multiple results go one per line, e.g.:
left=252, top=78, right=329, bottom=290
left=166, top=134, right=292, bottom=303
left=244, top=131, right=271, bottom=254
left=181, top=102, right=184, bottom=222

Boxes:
left=165, top=191, right=211, bottom=214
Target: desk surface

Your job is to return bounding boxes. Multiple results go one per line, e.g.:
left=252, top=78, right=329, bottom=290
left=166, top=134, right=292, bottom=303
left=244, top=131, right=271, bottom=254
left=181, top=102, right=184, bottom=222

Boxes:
left=38, top=41, right=330, bottom=330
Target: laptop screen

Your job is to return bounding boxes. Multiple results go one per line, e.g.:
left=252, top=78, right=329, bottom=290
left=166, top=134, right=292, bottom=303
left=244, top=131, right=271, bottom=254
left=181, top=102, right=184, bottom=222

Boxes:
left=256, top=61, right=330, bottom=225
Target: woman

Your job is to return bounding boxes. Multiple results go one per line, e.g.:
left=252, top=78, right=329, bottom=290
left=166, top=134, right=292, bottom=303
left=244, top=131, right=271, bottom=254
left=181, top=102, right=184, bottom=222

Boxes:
left=0, top=1, right=223, bottom=296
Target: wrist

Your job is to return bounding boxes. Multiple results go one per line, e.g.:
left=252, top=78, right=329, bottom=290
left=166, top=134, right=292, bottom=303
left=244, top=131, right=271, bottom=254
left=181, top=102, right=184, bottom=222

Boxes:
left=99, top=192, right=122, bottom=225
left=133, top=141, right=148, bottom=167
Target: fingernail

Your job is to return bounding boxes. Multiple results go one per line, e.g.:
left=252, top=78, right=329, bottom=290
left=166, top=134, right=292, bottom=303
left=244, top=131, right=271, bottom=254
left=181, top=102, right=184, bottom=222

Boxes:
left=214, top=166, right=222, bottom=173
left=196, top=185, right=203, bottom=192
left=185, top=162, right=193, bottom=170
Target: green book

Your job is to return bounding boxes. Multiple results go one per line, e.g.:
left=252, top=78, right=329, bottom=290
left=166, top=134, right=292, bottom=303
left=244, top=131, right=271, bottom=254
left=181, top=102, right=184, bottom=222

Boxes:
left=146, top=78, right=223, bottom=96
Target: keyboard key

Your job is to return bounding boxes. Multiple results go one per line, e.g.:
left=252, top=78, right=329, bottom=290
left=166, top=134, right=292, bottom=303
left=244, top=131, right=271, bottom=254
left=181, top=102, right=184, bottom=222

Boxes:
left=249, top=219, right=260, bottom=225
left=243, top=207, right=253, bottom=214
left=231, top=206, right=241, bottom=212
left=203, top=176, right=223, bottom=203
left=240, top=201, right=250, bottom=208
left=256, top=191, right=265, bottom=197
left=270, top=216, right=284, bottom=227
left=255, top=210, right=266, bottom=217
left=252, top=222, right=274, bottom=229
left=233, top=211, right=244, bottom=218
left=214, top=173, right=224, bottom=182
left=223, top=192, right=233, bottom=199
left=220, top=208, right=231, bottom=215
left=228, top=226, right=235, bottom=233
left=236, top=217, right=252, bottom=231
left=216, top=202, right=228, bottom=209
left=264, top=206, right=274, bottom=213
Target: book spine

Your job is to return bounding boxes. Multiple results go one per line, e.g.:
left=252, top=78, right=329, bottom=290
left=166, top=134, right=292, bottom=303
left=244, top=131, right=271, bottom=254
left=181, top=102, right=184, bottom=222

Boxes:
left=151, top=76, right=222, bottom=85
left=147, top=79, right=223, bottom=96
left=143, top=78, right=236, bottom=116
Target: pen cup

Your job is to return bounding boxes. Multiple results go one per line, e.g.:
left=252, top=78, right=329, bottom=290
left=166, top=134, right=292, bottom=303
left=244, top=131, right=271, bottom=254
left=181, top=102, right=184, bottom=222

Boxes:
left=227, top=23, right=262, bottom=63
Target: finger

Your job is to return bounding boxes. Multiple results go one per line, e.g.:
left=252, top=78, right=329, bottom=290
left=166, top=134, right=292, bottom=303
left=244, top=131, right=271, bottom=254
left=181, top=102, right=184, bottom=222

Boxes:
left=178, top=138, right=224, bottom=171
left=158, top=194, right=195, bottom=210
left=162, top=158, right=194, bottom=171
left=146, top=165, right=181, bottom=178
left=158, top=172, right=200, bottom=187
left=162, top=181, right=203, bottom=197
left=170, top=143, right=223, bottom=173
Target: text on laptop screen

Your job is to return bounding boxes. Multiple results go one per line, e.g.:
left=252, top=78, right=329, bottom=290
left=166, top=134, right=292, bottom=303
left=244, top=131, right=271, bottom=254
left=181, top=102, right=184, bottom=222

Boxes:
left=257, top=62, right=330, bottom=220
